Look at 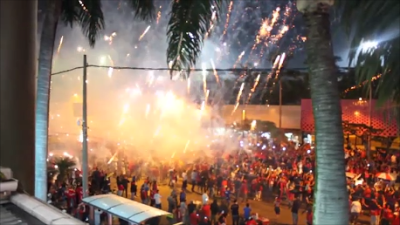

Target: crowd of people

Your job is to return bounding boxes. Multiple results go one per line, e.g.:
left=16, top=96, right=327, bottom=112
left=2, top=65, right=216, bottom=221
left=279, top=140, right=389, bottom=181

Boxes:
left=46, top=134, right=400, bottom=225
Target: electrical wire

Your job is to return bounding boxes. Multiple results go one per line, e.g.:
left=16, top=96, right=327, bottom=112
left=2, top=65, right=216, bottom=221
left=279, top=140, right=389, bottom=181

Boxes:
left=50, top=64, right=374, bottom=94
left=51, top=64, right=351, bottom=76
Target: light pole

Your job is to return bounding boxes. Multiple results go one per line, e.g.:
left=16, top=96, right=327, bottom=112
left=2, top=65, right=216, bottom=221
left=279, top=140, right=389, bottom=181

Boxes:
left=82, top=55, right=89, bottom=197
left=278, top=80, right=282, bottom=129
left=359, top=40, right=377, bottom=161
left=367, top=83, right=372, bottom=161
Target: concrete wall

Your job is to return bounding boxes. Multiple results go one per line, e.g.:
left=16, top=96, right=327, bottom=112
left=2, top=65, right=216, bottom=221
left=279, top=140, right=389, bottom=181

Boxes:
left=221, top=105, right=301, bottom=129
left=1, top=0, right=37, bottom=194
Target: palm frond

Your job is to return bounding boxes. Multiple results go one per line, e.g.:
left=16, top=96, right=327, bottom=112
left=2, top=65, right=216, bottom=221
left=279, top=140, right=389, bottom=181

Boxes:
left=55, top=157, right=76, bottom=170
left=61, top=0, right=80, bottom=27
left=76, top=0, right=105, bottom=47
left=335, top=0, right=400, bottom=127
left=128, top=0, right=156, bottom=21
left=167, top=0, right=223, bottom=78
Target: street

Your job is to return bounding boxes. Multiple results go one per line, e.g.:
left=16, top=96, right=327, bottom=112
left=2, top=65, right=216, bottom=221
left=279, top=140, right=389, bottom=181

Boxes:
left=110, top=178, right=308, bottom=225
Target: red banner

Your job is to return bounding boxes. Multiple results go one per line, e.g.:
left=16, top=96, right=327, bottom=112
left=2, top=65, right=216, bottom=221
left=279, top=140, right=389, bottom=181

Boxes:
left=301, top=99, right=398, bottom=137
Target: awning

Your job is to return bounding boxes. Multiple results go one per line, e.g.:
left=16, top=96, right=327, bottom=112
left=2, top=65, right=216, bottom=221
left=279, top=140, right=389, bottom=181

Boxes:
left=82, top=194, right=171, bottom=224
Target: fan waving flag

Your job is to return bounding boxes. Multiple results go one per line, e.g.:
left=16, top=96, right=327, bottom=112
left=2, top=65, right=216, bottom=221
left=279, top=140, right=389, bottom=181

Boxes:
left=376, top=172, right=396, bottom=181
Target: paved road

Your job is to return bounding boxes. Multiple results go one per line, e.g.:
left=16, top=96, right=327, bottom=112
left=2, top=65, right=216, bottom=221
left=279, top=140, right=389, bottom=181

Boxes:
left=110, top=178, right=308, bottom=225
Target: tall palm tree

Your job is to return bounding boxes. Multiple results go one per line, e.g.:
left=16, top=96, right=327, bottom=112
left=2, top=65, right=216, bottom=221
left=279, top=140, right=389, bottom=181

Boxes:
left=35, top=0, right=104, bottom=201
left=35, top=0, right=159, bottom=202
left=296, top=0, right=348, bottom=224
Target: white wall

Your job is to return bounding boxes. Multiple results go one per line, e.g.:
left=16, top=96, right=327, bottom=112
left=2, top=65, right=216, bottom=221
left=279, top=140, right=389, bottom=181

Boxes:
left=221, top=105, right=301, bottom=129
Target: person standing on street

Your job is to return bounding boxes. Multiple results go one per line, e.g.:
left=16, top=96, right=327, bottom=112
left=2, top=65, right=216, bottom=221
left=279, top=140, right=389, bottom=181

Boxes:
left=210, top=199, right=220, bottom=225
left=230, top=199, right=240, bottom=225
left=243, top=203, right=252, bottom=222
left=291, top=195, right=301, bottom=225
left=154, top=190, right=162, bottom=209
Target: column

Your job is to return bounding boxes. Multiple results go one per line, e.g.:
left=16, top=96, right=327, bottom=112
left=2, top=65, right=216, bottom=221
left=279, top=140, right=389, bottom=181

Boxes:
left=0, top=1, right=37, bottom=194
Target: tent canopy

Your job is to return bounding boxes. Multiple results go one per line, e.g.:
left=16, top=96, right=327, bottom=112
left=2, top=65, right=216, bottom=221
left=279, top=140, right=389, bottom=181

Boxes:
left=82, top=194, right=171, bottom=223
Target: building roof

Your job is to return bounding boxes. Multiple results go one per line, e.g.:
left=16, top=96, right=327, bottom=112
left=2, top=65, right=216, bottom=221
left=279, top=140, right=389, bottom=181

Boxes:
left=83, top=194, right=172, bottom=224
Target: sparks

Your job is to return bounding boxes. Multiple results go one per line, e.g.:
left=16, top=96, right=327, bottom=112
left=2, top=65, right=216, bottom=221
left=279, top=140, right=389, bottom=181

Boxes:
left=56, top=36, right=64, bottom=54
left=139, top=26, right=151, bottom=41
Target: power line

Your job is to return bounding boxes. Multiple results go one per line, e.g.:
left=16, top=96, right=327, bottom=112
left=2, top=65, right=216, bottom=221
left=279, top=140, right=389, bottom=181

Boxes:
left=51, top=64, right=374, bottom=95
left=50, top=65, right=306, bottom=76
left=51, top=66, right=84, bottom=76
left=51, top=64, right=350, bottom=76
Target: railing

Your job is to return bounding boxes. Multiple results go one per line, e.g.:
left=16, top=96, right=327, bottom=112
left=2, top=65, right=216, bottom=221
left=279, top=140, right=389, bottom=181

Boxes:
left=1, top=167, right=85, bottom=225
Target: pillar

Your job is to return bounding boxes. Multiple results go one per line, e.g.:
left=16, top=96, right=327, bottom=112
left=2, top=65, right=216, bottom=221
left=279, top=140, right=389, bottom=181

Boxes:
left=0, top=1, right=37, bottom=194
left=107, top=213, right=113, bottom=225
left=89, top=206, right=94, bottom=224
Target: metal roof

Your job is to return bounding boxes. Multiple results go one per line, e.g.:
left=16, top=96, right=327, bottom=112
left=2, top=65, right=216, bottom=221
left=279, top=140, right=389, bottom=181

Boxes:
left=83, top=194, right=172, bottom=224
left=0, top=203, right=44, bottom=225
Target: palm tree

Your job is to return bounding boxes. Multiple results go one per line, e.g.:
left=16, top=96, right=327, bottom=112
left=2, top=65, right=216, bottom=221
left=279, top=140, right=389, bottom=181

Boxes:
left=54, top=157, right=76, bottom=184
left=35, top=0, right=159, bottom=201
left=296, top=1, right=348, bottom=224
left=166, top=0, right=223, bottom=77
left=35, top=0, right=105, bottom=201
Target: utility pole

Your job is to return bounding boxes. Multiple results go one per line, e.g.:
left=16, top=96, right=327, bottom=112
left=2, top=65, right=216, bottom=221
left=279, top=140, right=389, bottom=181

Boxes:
left=82, top=55, right=89, bottom=197
left=367, top=82, right=372, bottom=161
left=278, top=80, right=282, bottom=129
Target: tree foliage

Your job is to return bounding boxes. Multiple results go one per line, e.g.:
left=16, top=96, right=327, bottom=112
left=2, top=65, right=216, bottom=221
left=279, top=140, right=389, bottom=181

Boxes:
left=166, top=0, right=224, bottom=78
left=60, top=0, right=105, bottom=47
left=54, top=157, right=76, bottom=183
left=335, top=0, right=400, bottom=127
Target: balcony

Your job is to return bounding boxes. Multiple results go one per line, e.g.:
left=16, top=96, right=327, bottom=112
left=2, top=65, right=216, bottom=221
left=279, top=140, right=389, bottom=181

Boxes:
left=0, top=167, right=85, bottom=225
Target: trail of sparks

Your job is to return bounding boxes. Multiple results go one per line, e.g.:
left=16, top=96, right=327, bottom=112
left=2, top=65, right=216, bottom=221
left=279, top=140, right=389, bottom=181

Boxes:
left=139, top=26, right=151, bottom=41
left=233, top=51, right=245, bottom=68
left=259, top=55, right=281, bottom=102
left=107, top=151, right=119, bottom=164
left=156, top=6, right=162, bottom=24
left=232, top=83, right=245, bottom=114
left=268, top=53, right=286, bottom=95
left=221, top=1, right=233, bottom=39
left=249, top=7, right=281, bottom=57
left=246, top=74, right=261, bottom=104
left=187, top=78, right=191, bottom=94
left=56, top=36, right=64, bottom=54
left=210, top=59, right=220, bottom=86
left=202, top=63, right=207, bottom=97
left=183, top=140, right=191, bottom=153
left=205, top=89, right=210, bottom=105
left=206, top=11, right=217, bottom=38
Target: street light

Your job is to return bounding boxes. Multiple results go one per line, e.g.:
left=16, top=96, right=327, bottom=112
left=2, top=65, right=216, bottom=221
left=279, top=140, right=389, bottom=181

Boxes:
left=361, top=41, right=377, bottom=50
left=360, top=41, right=378, bottom=53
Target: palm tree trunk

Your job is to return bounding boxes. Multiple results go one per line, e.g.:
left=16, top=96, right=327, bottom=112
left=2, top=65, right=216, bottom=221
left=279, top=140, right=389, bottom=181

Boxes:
left=0, top=0, right=37, bottom=195
left=35, top=0, right=61, bottom=201
left=303, top=5, right=349, bottom=225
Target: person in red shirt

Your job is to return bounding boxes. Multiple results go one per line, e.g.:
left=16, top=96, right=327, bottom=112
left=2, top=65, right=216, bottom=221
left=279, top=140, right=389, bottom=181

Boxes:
left=117, top=184, right=124, bottom=196
left=392, top=211, right=400, bottom=225
left=241, top=180, right=248, bottom=203
left=75, top=185, right=83, bottom=204
left=149, top=190, right=155, bottom=206
left=220, top=186, right=226, bottom=198
left=66, top=188, right=76, bottom=211
left=77, top=202, right=86, bottom=221
left=202, top=203, right=211, bottom=218
left=189, top=211, right=200, bottom=225
left=140, top=188, right=148, bottom=204
left=245, top=218, right=257, bottom=225
left=382, top=204, right=394, bottom=225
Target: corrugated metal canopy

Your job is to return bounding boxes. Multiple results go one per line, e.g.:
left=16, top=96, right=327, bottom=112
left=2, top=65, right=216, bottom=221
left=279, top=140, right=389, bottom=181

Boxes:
left=82, top=194, right=171, bottom=224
